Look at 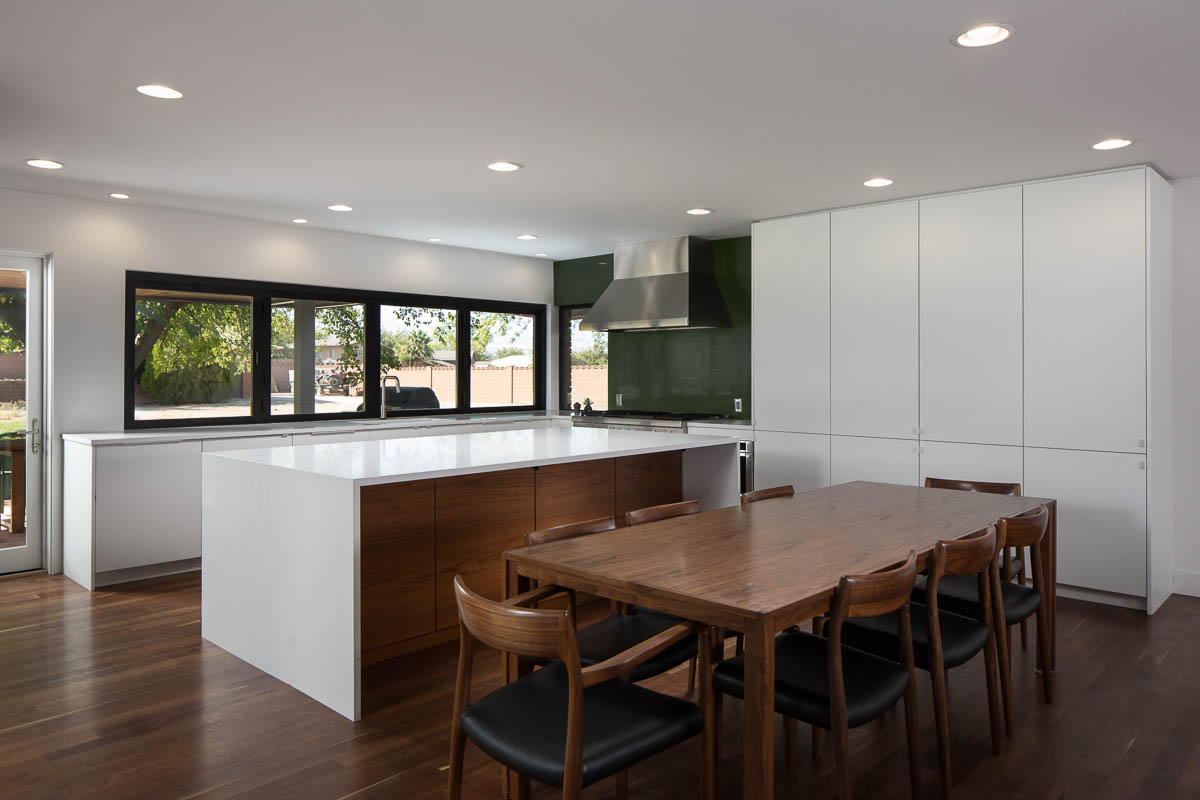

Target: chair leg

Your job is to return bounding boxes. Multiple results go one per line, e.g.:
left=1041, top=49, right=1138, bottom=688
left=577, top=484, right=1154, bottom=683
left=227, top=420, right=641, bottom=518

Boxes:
left=1035, top=604, right=1054, bottom=704
left=996, top=623, right=1014, bottom=738
left=447, top=717, right=466, bottom=800
left=929, top=662, right=952, bottom=800
left=688, top=656, right=697, bottom=696
left=699, top=627, right=715, bottom=800
left=784, top=716, right=798, bottom=772
left=1020, top=618, right=1028, bottom=651
left=982, top=626, right=1004, bottom=755
left=903, top=684, right=922, bottom=800
left=833, top=721, right=852, bottom=800
left=615, top=769, right=629, bottom=800
left=712, top=689, right=723, bottom=765
left=735, top=633, right=744, bottom=657
left=811, top=726, right=822, bottom=761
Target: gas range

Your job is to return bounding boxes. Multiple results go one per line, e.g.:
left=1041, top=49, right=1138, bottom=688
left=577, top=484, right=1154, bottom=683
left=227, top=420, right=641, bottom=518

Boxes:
left=570, top=410, right=722, bottom=433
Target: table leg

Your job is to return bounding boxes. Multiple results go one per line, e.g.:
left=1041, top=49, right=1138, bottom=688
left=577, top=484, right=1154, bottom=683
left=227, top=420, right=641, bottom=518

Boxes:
left=742, top=615, right=775, bottom=800
left=1042, top=501, right=1057, bottom=671
left=502, top=558, right=532, bottom=800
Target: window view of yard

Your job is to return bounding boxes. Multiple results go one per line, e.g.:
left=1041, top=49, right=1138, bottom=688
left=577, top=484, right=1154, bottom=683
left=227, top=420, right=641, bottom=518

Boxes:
left=270, top=299, right=366, bottom=416
left=0, top=270, right=27, bottom=547
left=469, top=311, right=536, bottom=407
left=565, top=309, right=608, bottom=411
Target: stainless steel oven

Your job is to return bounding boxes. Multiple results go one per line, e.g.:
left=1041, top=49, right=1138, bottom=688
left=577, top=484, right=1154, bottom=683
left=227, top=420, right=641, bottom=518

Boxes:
left=738, top=439, right=753, bottom=494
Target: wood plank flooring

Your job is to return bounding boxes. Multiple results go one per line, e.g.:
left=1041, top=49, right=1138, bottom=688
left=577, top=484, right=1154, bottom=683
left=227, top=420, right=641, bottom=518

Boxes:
left=2, top=570, right=1199, bottom=798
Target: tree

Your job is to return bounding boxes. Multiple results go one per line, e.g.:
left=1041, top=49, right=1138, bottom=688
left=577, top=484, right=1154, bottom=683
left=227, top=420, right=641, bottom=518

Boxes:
left=571, top=339, right=608, bottom=366
left=0, top=287, right=26, bottom=354
left=390, top=308, right=530, bottom=363
left=135, top=299, right=253, bottom=403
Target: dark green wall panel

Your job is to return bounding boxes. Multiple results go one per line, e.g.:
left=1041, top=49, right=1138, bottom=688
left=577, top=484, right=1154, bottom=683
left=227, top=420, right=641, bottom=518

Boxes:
left=553, top=255, right=613, bottom=306
left=555, top=236, right=750, bottom=420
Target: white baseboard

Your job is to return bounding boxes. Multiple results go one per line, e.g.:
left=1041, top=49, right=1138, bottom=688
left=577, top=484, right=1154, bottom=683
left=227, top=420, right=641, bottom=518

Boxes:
left=1173, top=569, right=1200, bottom=598
left=1055, top=583, right=1146, bottom=611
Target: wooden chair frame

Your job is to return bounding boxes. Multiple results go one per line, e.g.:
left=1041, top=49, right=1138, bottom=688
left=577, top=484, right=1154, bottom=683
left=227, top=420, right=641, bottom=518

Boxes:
left=624, top=499, right=701, bottom=527
left=448, top=575, right=714, bottom=800
left=740, top=484, right=795, bottom=506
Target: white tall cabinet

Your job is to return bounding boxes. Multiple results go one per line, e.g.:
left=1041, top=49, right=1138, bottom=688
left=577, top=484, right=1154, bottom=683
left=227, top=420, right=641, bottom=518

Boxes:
left=752, top=166, right=1173, bottom=611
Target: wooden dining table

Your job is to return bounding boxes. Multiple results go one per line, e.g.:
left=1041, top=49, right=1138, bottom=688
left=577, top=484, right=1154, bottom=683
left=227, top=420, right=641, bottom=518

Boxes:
left=502, top=480, right=1057, bottom=800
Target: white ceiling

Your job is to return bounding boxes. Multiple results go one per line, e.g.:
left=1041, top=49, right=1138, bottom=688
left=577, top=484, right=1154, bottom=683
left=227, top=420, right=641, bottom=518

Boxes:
left=1, top=0, right=1197, bottom=260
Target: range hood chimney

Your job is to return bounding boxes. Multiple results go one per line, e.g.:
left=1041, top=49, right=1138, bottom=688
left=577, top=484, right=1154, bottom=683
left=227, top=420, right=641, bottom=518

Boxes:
left=579, top=236, right=730, bottom=331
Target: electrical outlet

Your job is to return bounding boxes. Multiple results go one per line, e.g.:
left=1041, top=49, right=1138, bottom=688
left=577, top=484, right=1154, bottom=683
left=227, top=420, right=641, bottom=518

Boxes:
left=734, top=398, right=743, bottom=413
left=616, top=393, right=622, bottom=407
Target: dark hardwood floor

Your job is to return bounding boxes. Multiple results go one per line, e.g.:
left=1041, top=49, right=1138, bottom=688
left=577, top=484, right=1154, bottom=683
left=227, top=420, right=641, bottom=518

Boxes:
left=2, top=570, right=1199, bottom=799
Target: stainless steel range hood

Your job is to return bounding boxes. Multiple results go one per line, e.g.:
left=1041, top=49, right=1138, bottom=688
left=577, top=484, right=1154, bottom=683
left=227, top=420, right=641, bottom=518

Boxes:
left=579, top=235, right=731, bottom=331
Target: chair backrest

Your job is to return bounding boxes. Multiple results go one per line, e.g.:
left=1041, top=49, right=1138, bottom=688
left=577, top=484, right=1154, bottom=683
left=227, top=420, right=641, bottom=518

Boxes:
left=524, top=515, right=616, bottom=547
left=625, top=499, right=700, bottom=527
left=924, top=477, right=1021, bottom=496
left=453, top=574, right=575, bottom=661
left=924, top=527, right=998, bottom=626
left=829, top=551, right=919, bottom=625
left=740, top=485, right=795, bottom=506
left=998, top=505, right=1048, bottom=549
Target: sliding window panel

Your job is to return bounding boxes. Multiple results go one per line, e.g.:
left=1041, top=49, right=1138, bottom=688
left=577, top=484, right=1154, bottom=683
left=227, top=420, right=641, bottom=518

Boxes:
left=270, top=298, right=365, bottom=416
left=132, top=288, right=254, bottom=422
left=380, top=305, right=459, bottom=412
left=830, top=435, right=919, bottom=487
left=1024, top=169, right=1146, bottom=453
left=469, top=311, right=537, bottom=408
left=920, top=187, right=1023, bottom=446
left=830, top=202, right=919, bottom=439
left=751, top=214, right=830, bottom=433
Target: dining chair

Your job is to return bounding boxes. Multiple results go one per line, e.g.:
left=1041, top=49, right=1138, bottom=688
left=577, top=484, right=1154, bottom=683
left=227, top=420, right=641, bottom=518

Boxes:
left=740, top=484, right=795, bottom=505
left=923, top=477, right=1031, bottom=650
left=912, top=506, right=1053, bottom=728
left=839, top=527, right=1005, bottom=798
left=624, top=499, right=701, bottom=527
left=448, top=575, right=714, bottom=800
left=710, top=553, right=923, bottom=800
left=624, top=499, right=704, bottom=693
left=523, top=516, right=701, bottom=685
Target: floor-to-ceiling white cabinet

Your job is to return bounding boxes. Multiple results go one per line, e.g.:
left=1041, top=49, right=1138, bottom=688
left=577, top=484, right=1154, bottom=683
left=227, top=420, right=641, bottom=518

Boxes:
left=752, top=166, right=1173, bottom=611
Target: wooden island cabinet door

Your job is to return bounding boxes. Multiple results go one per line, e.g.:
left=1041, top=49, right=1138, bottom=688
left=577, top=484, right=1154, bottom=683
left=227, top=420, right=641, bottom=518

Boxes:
left=534, top=458, right=616, bottom=529
left=360, top=480, right=436, bottom=655
left=435, top=468, right=535, bottom=629
left=615, top=451, right=684, bottom=526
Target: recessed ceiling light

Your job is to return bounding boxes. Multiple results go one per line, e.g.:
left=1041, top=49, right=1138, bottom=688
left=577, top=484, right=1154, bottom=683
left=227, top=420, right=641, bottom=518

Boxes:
left=136, top=84, right=183, bottom=99
left=863, top=177, right=894, bottom=188
left=1093, top=138, right=1134, bottom=151
left=291, top=218, right=308, bottom=224
left=327, top=204, right=353, bottom=212
left=26, top=158, right=63, bottom=170
left=686, top=208, right=713, bottom=215
left=536, top=253, right=549, bottom=258
left=428, top=237, right=442, bottom=242
left=488, top=161, right=522, bottom=172
left=109, top=192, right=130, bottom=200
left=516, top=233, right=538, bottom=240
left=954, top=24, right=1013, bottom=48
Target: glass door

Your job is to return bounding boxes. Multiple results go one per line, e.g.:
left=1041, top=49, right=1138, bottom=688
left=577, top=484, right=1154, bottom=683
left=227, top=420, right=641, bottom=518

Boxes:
left=0, top=255, right=42, bottom=574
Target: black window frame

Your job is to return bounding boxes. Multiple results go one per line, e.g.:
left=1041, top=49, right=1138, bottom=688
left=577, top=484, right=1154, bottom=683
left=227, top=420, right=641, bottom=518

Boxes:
left=125, top=271, right=547, bottom=430
left=558, top=304, right=606, bottom=411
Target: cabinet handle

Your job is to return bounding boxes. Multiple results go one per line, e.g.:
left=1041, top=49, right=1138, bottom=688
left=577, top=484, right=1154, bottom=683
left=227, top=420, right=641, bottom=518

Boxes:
left=1138, top=461, right=1147, bottom=470
left=1138, top=438, right=1146, bottom=448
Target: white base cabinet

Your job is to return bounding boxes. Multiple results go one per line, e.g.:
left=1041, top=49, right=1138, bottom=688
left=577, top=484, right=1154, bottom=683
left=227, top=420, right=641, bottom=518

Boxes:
left=830, top=436, right=919, bottom=486
left=1024, top=448, right=1147, bottom=598
left=754, top=430, right=830, bottom=493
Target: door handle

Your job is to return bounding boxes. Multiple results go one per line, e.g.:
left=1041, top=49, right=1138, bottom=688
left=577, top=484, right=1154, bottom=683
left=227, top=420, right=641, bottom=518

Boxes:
left=20, top=418, right=40, bottom=454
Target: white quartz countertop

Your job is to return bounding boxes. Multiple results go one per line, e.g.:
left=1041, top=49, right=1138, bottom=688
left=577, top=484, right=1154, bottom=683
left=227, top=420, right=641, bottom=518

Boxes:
left=203, top=427, right=737, bottom=485
left=61, top=411, right=565, bottom=446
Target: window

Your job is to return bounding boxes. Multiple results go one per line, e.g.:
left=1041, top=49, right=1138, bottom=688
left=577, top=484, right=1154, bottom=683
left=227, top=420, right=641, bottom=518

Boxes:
left=470, top=310, right=536, bottom=408
left=559, top=306, right=608, bottom=411
left=132, top=288, right=254, bottom=422
left=271, top=298, right=365, bottom=416
left=125, top=272, right=545, bottom=428
left=381, top=305, right=458, bottom=411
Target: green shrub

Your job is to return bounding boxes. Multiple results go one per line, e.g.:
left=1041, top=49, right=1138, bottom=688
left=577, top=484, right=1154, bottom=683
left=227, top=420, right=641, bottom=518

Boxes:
left=141, top=359, right=238, bottom=405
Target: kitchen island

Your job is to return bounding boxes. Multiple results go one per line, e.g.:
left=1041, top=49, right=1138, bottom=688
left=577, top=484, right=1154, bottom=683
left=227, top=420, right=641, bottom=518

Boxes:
left=201, top=426, right=739, bottom=720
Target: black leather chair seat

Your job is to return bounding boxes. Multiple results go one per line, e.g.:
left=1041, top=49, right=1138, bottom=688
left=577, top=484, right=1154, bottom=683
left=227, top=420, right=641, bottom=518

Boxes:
left=638, top=608, right=741, bottom=647
left=838, top=603, right=989, bottom=671
left=576, top=612, right=698, bottom=682
left=461, top=662, right=703, bottom=788
left=913, top=575, right=1041, bottom=625
left=712, top=631, right=909, bottom=729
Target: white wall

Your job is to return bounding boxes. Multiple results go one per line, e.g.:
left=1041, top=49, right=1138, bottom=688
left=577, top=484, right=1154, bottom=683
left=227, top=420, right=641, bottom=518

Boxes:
left=1173, top=176, right=1200, bottom=597
left=0, top=186, right=553, bottom=573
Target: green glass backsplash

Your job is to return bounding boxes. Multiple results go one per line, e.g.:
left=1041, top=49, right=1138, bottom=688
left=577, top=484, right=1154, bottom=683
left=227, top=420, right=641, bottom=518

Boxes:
left=555, top=236, right=751, bottom=419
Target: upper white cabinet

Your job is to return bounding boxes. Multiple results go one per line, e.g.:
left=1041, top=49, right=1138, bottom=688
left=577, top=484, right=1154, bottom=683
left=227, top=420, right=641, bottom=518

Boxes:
left=754, top=430, right=830, bottom=493
left=920, top=187, right=1023, bottom=446
left=752, top=214, right=830, bottom=434
left=830, top=436, right=919, bottom=487
left=830, top=201, right=919, bottom=439
left=1024, top=170, right=1147, bottom=453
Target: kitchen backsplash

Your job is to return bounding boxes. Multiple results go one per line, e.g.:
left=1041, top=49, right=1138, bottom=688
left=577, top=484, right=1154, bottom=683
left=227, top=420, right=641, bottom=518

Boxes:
left=554, top=236, right=750, bottom=419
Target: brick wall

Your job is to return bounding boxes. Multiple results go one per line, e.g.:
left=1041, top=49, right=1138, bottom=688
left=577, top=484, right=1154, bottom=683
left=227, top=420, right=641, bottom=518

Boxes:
left=0, top=352, right=24, bottom=380
left=566, top=365, right=608, bottom=410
